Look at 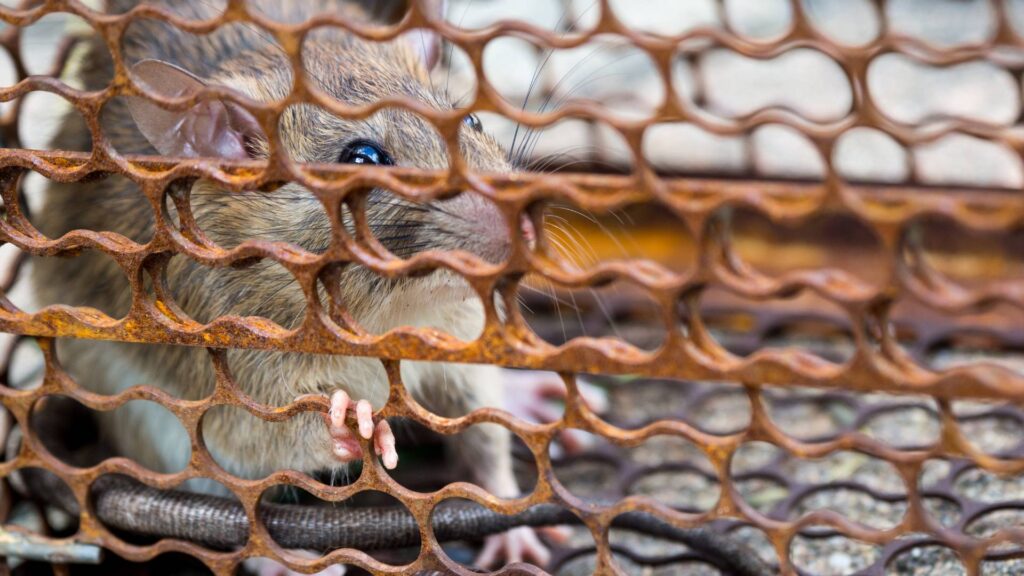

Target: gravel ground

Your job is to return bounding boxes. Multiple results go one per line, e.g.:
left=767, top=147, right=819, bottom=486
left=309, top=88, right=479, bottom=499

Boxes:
left=545, top=372, right=1024, bottom=576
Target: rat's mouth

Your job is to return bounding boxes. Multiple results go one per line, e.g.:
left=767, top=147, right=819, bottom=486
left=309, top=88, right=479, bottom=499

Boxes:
left=341, top=267, right=484, bottom=339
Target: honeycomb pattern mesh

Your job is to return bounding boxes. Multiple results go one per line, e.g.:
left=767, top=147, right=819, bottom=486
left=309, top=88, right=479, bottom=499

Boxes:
left=2, top=1, right=1024, bottom=575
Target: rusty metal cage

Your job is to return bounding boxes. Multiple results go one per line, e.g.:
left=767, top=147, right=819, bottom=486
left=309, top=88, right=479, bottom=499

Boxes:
left=3, top=0, right=1024, bottom=574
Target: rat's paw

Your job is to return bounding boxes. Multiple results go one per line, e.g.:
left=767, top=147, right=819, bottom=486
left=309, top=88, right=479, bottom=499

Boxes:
left=502, top=370, right=608, bottom=454
left=325, top=390, right=397, bottom=469
left=474, top=527, right=553, bottom=569
left=243, top=556, right=345, bottom=576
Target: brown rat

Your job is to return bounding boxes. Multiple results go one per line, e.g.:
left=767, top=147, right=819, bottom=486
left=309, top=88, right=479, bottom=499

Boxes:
left=31, top=0, right=556, bottom=570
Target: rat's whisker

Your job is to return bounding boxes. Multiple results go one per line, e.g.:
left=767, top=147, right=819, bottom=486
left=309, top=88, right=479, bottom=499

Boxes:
left=515, top=52, right=641, bottom=167
left=589, top=287, right=623, bottom=340
left=551, top=204, right=635, bottom=259
left=529, top=146, right=622, bottom=173
left=516, top=293, right=534, bottom=315
left=507, top=0, right=591, bottom=164
left=545, top=221, right=596, bottom=268
left=444, top=0, right=474, bottom=102
left=551, top=222, right=600, bottom=268
left=517, top=282, right=578, bottom=310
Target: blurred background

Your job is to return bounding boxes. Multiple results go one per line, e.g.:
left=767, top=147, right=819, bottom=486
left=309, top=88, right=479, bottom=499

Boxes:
left=440, top=0, right=1022, bottom=187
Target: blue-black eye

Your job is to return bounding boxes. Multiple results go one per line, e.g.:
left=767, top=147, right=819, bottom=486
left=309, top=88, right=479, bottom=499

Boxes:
left=463, top=113, right=482, bottom=132
left=339, top=140, right=393, bottom=166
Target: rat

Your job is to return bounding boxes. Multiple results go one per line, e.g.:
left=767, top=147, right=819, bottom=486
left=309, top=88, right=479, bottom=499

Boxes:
left=29, top=0, right=595, bottom=572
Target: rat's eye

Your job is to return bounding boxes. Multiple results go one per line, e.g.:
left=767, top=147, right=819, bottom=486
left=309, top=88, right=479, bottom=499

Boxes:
left=338, top=140, right=393, bottom=166
left=463, top=113, right=483, bottom=132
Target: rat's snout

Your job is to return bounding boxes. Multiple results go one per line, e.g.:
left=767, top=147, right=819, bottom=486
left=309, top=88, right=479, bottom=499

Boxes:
left=439, top=193, right=534, bottom=263
left=520, top=215, right=536, bottom=248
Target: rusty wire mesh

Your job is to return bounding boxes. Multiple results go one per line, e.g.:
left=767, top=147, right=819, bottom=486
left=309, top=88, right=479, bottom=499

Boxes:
left=3, top=0, right=1024, bottom=575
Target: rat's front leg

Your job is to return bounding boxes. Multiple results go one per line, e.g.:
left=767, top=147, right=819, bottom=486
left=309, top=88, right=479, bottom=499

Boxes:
left=457, top=419, right=557, bottom=568
left=240, top=390, right=396, bottom=576
left=325, top=389, right=398, bottom=469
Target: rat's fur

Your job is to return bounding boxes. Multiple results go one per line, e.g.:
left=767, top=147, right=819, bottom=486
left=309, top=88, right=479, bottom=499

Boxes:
left=32, top=0, right=520, bottom=499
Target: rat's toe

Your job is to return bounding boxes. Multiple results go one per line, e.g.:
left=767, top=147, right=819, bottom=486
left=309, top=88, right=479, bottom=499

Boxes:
left=515, top=526, right=551, bottom=566
left=328, top=390, right=351, bottom=435
left=538, top=526, right=572, bottom=544
left=325, top=390, right=363, bottom=463
left=474, top=533, right=504, bottom=569
left=474, top=527, right=552, bottom=569
left=374, top=420, right=398, bottom=469
left=355, top=399, right=374, bottom=439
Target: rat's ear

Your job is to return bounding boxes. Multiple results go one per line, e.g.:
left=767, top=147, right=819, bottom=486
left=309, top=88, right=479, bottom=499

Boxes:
left=126, top=59, right=264, bottom=160
left=401, top=0, right=447, bottom=70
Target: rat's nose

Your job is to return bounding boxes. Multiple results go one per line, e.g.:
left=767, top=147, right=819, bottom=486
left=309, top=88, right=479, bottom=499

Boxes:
left=520, top=214, right=536, bottom=250
left=439, top=193, right=534, bottom=263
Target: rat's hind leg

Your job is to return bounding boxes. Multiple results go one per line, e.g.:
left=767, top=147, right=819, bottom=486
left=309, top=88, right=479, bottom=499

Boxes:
left=409, top=363, right=562, bottom=569
left=325, top=389, right=397, bottom=469
left=501, top=370, right=608, bottom=455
